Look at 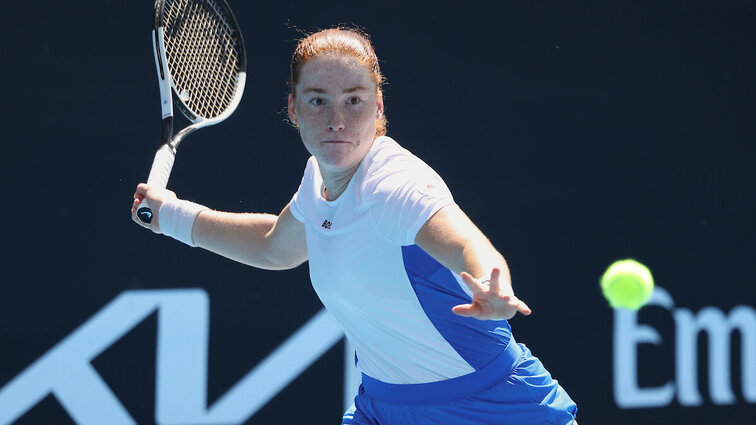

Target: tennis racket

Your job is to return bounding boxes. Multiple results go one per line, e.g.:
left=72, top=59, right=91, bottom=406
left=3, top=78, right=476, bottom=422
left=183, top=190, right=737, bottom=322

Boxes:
left=137, top=0, right=247, bottom=224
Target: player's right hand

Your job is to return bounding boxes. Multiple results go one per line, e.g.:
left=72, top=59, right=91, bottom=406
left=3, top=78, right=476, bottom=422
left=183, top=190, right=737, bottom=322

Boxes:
left=131, top=183, right=177, bottom=234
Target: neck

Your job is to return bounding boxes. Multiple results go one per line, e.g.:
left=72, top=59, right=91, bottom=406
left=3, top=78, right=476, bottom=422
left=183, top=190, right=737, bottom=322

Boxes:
left=321, top=162, right=360, bottom=201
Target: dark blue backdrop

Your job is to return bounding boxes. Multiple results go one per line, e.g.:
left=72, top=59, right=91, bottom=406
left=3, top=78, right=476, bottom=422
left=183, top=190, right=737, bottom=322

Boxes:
left=1, top=1, right=754, bottom=424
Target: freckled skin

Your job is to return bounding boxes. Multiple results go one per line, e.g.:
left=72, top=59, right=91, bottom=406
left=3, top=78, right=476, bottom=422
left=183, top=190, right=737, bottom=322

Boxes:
left=288, top=55, right=384, bottom=197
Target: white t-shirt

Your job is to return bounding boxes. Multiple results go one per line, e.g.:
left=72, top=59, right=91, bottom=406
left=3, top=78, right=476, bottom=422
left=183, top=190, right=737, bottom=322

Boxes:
left=289, top=136, right=511, bottom=384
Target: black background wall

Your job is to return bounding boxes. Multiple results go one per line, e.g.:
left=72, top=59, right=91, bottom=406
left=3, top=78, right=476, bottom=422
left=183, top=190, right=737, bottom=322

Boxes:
left=1, top=1, right=754, bottom=424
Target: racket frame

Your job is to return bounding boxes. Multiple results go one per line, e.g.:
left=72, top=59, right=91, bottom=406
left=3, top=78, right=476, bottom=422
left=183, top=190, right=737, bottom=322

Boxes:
left=152, top=26, right=247, bottom=151
left=137, top=0, right=246, bottom=224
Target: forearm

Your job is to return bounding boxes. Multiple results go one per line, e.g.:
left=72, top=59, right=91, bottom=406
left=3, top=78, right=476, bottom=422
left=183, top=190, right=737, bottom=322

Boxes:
left=460, top=238, right=511, bottom=286
left=192, top=210, right=294, bottom=270
left=417, top=205, right=512, bottom=287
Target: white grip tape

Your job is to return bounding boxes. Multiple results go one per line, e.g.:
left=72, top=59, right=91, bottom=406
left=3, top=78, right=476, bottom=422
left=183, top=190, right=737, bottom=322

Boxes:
left=146, top=145, right=176, bottom=189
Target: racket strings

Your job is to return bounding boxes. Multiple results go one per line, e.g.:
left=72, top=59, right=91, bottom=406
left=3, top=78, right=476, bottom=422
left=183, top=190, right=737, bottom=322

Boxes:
left=163, top=0, right=242, bottom=120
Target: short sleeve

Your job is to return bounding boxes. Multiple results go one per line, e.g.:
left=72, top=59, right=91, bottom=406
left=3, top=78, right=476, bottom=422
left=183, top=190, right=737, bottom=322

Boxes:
left=288, top=158, right=315, bottom=223
left=364, top=157, right=455, bottom=246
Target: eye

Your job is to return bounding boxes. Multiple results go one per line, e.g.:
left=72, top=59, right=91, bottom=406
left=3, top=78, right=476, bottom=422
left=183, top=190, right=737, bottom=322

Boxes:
left=310, top=98, right=324, bottom=106
left=347, top=96, right=362, bottom=105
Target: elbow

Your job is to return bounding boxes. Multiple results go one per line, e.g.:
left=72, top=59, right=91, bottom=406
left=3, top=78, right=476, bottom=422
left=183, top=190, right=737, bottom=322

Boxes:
left=266, top=257, right=307, bottom=271
left=274, top=260, right=307, bottom=271
left=257, top=249, right=307, bottom=271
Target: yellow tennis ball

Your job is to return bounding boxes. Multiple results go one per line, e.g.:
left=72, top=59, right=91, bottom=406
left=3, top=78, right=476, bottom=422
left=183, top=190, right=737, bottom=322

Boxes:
left=600, top=259, right=654, bottom=310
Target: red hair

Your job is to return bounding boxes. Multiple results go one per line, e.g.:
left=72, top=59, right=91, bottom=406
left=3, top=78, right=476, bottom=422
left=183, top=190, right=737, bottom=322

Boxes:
left=290, top=27, right=387, bottom=137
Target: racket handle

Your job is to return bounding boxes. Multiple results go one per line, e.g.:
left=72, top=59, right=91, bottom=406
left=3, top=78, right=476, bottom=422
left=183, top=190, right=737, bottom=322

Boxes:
left=137, top=145, right=176, bottom=224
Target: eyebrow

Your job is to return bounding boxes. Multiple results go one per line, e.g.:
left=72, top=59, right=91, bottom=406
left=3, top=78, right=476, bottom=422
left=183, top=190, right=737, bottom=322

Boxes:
left=302, top=86, right=369, bottom=94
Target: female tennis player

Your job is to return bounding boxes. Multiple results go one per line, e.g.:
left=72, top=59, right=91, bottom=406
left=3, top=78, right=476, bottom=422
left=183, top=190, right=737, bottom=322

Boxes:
left=132, top=27, right=578, bottom=425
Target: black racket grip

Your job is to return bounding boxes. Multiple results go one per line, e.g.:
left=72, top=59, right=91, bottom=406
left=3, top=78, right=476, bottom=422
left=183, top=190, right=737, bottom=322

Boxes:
left=137, top=205, right=154, bottom=224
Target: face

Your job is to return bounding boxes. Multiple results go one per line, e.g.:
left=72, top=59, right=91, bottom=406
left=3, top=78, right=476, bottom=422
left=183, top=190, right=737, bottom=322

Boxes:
left=289, top=55, right=384, bottom=174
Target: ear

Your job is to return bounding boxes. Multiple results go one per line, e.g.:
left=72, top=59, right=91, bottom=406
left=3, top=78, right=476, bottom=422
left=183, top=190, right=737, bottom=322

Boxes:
left=288, top=93, right=298, bottom=125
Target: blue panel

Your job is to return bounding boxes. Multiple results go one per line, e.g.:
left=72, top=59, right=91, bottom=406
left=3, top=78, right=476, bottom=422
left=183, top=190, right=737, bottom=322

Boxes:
left=401, top=245, right=512, bottom=370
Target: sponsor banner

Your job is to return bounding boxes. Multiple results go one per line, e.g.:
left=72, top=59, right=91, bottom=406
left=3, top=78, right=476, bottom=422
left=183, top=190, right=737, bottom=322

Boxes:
left=1, top=1, right=754, bottom=424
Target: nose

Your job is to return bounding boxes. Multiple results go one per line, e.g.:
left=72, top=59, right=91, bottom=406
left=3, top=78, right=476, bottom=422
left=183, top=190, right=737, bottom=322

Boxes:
left=327, top=106, right=345, bottom=132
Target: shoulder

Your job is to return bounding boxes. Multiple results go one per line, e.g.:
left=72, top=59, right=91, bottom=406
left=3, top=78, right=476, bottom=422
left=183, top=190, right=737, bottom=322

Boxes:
left=302, top=155, right=318, bottom=177
left=289, top=156, right=319, bottom=221
left=295, top=156, right=320, bottom=192
left=359, top=136, right=442, bottom=193
left=356, top=136, right=456, bottom=245
left=364, top=136, right=425, bottom=171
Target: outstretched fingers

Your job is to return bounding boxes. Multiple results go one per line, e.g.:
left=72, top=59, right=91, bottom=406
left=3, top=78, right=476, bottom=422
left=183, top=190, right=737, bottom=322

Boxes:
left=451, top=303, right=476, bottom=317
left=460, top=268, right=503, bottom=294
left=511, top=296, right=532, bottom=316
left=488, top=267, right=501, bottom=293
left=460, top=272, right=486, bottom=294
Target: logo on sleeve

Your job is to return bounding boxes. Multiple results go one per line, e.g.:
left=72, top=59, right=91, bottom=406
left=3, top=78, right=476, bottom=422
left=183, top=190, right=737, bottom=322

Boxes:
left=418, top=183, right=436, bottom=196
left=321, top=220, right=332, bottom=229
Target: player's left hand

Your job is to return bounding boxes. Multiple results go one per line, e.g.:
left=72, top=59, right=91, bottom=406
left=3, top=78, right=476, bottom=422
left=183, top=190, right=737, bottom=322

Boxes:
left=452, top=267, right=532, bottom=320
